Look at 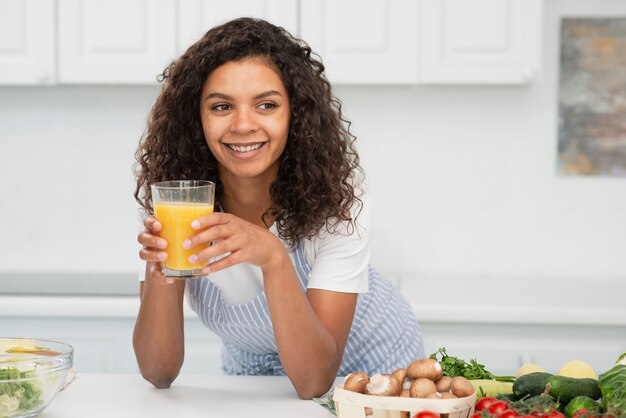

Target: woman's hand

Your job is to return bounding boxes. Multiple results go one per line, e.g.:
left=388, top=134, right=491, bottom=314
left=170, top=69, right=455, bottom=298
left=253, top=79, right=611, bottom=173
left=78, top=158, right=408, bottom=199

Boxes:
left=137, top=216, right=176, bottom=284
left=182, top=212, right=286, bottom=274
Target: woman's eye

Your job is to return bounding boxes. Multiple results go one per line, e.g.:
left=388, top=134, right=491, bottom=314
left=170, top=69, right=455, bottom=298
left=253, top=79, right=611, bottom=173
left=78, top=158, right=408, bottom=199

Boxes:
left=212, top=104, right=231, bottom=111
left=258, top=102, right=277, bottom=110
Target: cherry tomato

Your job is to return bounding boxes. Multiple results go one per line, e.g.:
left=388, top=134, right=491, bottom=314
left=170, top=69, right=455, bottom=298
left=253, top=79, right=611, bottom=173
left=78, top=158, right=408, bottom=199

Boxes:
left=542, top=412, right=566, bottom=418
left=470, top=414, right=483, bottom=418
left=488, top=401, right=509, bottom=416
left=475, top=397, right=499, bottom=412
left=571, top=409, right=588, bottom=418
left=413, top=412, right=440, bottom=418
left=500, top=409, right=519, bottom=418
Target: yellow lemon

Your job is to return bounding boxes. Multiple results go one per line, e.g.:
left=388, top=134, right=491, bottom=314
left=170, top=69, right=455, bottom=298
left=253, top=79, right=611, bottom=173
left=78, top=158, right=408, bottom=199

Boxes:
left=516, top=363, right=547, bottom=377
left=557, top=360, right=597, bottom=379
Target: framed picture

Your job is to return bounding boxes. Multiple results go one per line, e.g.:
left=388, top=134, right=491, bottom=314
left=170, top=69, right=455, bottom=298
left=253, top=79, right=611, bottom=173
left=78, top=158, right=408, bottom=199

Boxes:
left=558, top=18, right=626, bottom=176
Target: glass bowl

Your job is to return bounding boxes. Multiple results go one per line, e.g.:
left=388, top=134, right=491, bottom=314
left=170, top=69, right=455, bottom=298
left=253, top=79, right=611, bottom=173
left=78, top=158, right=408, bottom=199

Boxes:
left=0, top=338, right=73, bottom=418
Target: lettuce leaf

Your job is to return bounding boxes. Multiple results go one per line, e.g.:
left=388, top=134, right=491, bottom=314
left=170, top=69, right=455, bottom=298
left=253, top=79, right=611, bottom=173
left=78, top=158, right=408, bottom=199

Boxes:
left=599, top=352, right=626, bottom=414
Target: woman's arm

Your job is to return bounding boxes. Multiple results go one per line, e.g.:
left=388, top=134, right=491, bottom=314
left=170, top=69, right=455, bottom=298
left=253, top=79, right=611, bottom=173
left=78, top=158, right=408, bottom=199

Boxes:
left=188, top=213, right=357, bottom=399
left=133, top=217, right=186, bottom=388
left=262, top=249, right=357, bottom=399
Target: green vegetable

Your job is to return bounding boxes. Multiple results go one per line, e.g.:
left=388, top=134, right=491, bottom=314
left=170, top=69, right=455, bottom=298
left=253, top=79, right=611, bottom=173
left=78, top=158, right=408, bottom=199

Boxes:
left=599, top=352, right=626, bottom=415
left=428, top=347, right=515, bottom=383
left=510, top=394, right=560, bottom=415
left=0, top=367, right=44, bottom=415
left=513, top=372, right=554, bottom=398
left=564, top=396, right=601, bottom=418
left=547, top=375, right=601, bottom=405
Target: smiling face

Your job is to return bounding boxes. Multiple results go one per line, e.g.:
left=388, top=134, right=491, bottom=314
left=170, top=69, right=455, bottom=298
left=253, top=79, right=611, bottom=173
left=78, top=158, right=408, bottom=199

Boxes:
left=200, top=56, right=290, bottom=186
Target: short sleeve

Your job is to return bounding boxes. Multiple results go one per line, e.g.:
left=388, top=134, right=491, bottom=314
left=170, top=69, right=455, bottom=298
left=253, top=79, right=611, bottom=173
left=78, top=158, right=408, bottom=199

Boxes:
left=306, top=189, right=371, bottom=294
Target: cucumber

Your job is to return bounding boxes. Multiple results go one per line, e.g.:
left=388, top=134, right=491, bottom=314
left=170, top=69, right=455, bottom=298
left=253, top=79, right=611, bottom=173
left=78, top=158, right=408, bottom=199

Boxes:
left=513, top=372, right=553, bottom=398
left=547, top=375, right=601, bottom=404
left=564, top=396, right=601, bottom=418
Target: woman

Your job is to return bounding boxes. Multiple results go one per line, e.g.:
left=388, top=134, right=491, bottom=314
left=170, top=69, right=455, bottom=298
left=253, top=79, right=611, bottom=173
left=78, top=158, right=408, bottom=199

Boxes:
left=133, top=17, right=424, bottom=399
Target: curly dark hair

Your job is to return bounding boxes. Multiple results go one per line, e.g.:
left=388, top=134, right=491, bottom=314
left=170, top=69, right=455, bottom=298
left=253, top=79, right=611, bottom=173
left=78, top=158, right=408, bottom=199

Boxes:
left=134, top=17, right=362, bottom=246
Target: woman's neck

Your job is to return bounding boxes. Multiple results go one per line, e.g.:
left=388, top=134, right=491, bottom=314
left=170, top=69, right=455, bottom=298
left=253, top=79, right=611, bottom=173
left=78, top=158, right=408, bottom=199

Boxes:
left=218, top=171, right=276, bottom=228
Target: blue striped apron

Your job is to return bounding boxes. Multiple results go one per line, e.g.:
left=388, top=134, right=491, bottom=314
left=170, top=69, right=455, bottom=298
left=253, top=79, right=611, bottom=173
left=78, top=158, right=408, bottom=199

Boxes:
left=186, top=244, right=424, bottom=376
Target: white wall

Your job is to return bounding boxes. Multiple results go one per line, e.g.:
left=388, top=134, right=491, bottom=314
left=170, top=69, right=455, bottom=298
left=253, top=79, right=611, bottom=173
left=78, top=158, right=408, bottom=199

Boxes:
left=1, top=0, right=625, bottom=287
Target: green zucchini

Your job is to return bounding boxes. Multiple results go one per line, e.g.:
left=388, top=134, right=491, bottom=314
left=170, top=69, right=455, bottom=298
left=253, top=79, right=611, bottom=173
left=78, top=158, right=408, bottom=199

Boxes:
left=513, top=372, right=553, bottom=398
left=547, top=375, right=601, bottom=404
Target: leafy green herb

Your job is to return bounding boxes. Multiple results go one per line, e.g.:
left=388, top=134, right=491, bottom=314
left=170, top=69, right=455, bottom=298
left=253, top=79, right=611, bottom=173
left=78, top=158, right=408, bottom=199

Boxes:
left=429, top=347, right=516, bottom=383
left=0, top=367, right=44, bottom=415
left=312, top=386, right=337, bottom=416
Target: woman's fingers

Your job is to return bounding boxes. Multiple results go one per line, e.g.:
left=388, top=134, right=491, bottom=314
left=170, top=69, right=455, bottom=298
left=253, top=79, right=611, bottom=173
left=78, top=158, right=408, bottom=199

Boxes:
left=144, top=215, right=162, bottom=232
left=190, top=212, right=231, bottom=231
left=138, top=216, right=168, bottom=261
left=138, top=231, right=167, bottom=249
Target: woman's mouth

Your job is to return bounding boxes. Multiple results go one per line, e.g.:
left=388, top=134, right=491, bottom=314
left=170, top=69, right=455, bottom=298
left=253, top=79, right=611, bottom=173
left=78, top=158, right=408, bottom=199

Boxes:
left=226, top=142, right=265, bottom=153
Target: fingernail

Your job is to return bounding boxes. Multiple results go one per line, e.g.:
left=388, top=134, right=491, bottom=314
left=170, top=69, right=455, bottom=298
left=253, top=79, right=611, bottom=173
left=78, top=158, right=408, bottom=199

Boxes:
left=182, top=240, right=191, bottom=249
left=188, top=255, right=198, bottom=264
left=191, top=220, right=200, bottom=229
left=157, top=239, right=167, bottom=249
left=154, top=221, right=161, bottom=229
left=202, top=266, right=211, bottom=275
left=165, top=278, right=175, bottom=284
left=157, top=252, right=168, bottom=261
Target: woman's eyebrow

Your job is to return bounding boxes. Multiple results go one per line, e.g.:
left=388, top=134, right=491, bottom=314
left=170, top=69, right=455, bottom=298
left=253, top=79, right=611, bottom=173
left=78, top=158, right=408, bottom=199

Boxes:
left=204, top=90, right=283, bottom=102
left=253, top=90, right=283, bottom=100
left=204, top=92, right=231, bottom=101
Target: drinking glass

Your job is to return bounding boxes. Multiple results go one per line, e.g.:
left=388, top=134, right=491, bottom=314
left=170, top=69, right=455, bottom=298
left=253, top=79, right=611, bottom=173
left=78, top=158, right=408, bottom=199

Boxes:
left=151, top=180, right=215, bottom=278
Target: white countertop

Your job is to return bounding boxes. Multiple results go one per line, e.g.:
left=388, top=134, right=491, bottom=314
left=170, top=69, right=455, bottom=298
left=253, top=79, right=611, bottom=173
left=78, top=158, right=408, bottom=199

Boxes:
left=41, top=374, right=336, bottom=418
left=2, top=275, right=625, bottom=326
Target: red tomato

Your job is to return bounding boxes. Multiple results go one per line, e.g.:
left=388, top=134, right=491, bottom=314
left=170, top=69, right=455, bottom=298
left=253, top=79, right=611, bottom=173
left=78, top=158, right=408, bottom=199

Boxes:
left=413, top=412, right=440, bottom=418
left=500, top=409, right=518, bottom=418
left=542, top=412, right=566, bottom=418
left=488, top=401, right=509, bottom=415
left=475, top=397, right=499, bottom=412
left=571, top=409, right=588, bottom=418
left=470, top=414, right=484, bottom=418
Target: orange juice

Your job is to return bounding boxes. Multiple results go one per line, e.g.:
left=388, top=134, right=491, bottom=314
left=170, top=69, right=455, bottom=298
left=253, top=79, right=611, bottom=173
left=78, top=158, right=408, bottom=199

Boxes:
left=154, top=201, right=214, bottom=271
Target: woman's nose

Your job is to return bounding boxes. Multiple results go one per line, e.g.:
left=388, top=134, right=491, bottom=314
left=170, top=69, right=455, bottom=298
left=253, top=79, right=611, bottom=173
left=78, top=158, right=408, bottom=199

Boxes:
left=230, top=109, right=257, bottom=134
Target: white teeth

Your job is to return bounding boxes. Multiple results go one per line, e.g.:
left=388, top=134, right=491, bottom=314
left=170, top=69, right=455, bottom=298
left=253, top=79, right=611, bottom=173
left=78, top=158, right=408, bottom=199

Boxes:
left=228, top=143, right=263, bottom=152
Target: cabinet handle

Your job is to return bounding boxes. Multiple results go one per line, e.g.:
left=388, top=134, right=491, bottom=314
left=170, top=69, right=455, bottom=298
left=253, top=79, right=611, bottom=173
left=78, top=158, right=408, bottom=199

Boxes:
left=34, top=68, right=51, bottom=83
left=523, top=67, right=537, bottom=83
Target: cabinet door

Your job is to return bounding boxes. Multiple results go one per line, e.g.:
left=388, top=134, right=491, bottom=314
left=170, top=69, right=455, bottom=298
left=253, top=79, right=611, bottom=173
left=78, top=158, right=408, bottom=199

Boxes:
left=178, top=0, right=298, bottom=53
left=58, top=0, right=177, bottom=84
left=0, top=0, right=55, bottom=85
left=300, top=0, right=419, bottom=85
left=419, top=0, right=542, bottom=84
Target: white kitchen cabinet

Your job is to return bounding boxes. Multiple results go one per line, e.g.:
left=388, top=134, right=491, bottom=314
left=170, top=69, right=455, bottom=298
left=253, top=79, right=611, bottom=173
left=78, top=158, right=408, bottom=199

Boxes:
left=57, top=0, right=177, bottom=84
left=0, top=0, right=55, bottom=85
left=300, top=0, right=419, bottom=85
left=178, top=0, right=298, bottom=53
left=418, top=0, right=543, bottom=84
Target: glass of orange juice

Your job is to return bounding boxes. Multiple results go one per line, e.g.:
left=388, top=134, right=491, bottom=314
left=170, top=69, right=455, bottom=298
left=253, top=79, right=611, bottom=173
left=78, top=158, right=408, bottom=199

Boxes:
left=151, top=180, right=215, bottom=278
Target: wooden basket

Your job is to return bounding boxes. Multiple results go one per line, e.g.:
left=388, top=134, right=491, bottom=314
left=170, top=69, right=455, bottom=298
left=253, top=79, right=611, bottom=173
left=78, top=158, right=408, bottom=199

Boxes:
left=333, top=385, right=476, bottom=418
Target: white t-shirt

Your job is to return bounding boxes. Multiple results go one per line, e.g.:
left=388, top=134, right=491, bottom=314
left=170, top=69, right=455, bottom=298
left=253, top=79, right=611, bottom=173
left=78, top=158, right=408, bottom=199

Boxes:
left=139, top=191, right=371, bottom=305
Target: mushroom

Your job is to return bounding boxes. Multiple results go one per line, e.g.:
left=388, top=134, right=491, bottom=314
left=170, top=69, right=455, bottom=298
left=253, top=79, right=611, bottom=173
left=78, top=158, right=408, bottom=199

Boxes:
left=426, top=391, right=443, bottom=399
left=364, top=373, right=402, bottom=396
left=392, top=368, right=408, bottom=386
left=409, top=377, right=437, bottom=398
left=449, top=376, right=475, bottom=398
left=407, top=358, right=444, bottom=381
left=440, top=392, right=458, bottom=399
left=435, top=375, right=452, bottom=392
left=344, top=372, right=370, bottom=393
